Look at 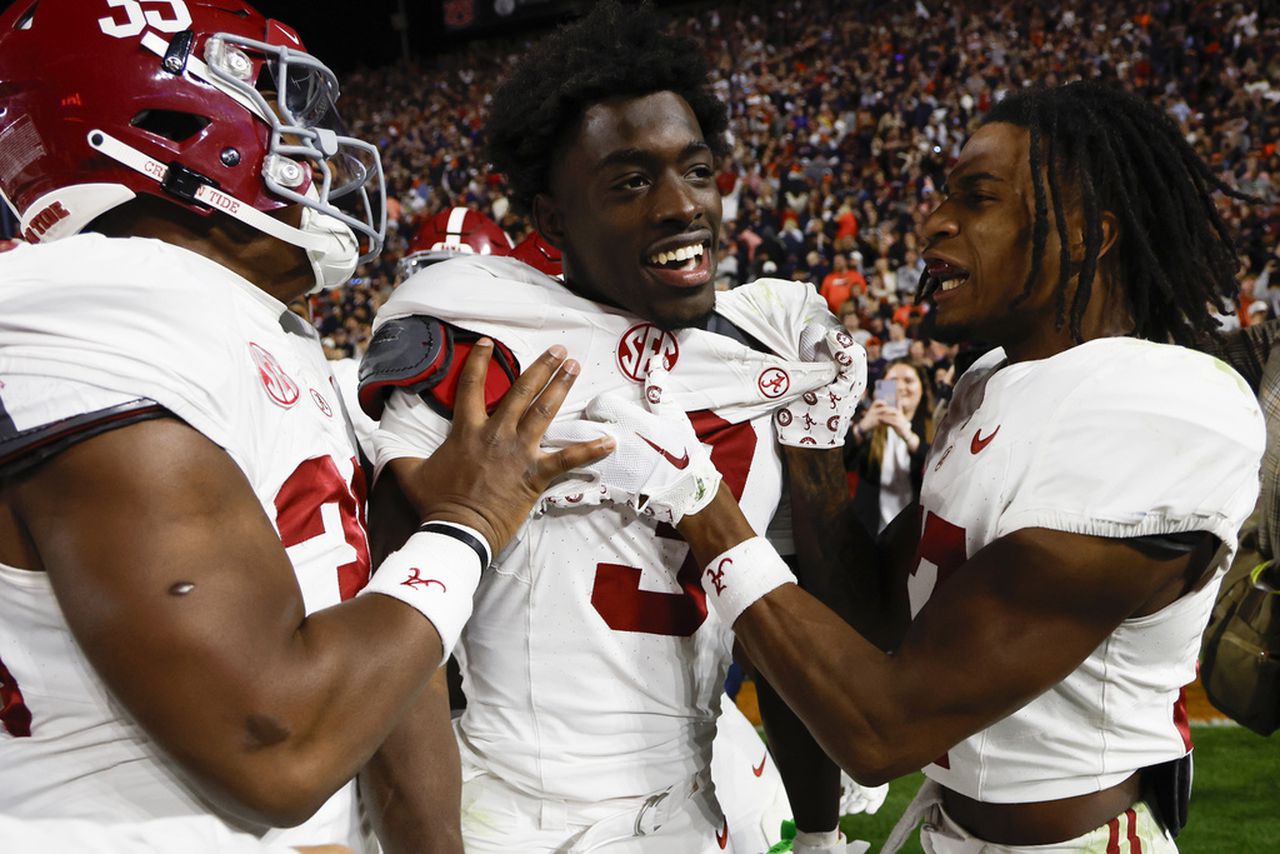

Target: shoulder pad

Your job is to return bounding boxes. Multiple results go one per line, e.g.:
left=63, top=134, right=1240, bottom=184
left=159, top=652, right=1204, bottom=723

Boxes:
left=357, top=316, right=450, bottom=420
left=705, top=313, right=770, bottom=354
left=0, top=399, right=169, bottom=479
left=358, top=317, right=520, bottom=421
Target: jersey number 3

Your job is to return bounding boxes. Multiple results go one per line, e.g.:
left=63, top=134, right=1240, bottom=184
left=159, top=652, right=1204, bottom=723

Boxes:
left=275, top=455, right=371, bottom=602
left=590, top=412, right=756, bottom=637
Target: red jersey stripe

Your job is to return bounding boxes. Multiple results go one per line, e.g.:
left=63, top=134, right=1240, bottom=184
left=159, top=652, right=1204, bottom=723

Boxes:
left=1106, top=816, right=1121, bottom=854
left=1126, top=808, right=1143, bottom=853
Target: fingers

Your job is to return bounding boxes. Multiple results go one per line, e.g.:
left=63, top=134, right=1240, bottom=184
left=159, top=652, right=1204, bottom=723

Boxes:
left=536, top=434, right=617, bottom=483
left=493, top=344, right=568, bottom=423
left=453, top=338, right=496, bottom=430
left=519, top=357, right=580, bottom=435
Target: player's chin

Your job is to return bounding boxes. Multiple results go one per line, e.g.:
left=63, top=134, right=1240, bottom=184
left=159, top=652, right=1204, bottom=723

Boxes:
left=648, top=288, right=717, bottom=331
left=928, top=315, right=971, bottom=345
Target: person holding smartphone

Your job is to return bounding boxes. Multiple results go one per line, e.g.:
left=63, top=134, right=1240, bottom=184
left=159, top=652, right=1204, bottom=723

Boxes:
left=846, top=360, right=936, bottom=535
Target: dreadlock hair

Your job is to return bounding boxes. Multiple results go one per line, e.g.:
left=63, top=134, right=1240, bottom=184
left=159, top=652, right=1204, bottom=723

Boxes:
left=980, top=81, right=1253, bottom=346
left=485, top=0, right=730, bottom=216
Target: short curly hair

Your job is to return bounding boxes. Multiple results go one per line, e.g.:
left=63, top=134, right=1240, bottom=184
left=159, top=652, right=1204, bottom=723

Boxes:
left=486, top=0, right=730, bottom=215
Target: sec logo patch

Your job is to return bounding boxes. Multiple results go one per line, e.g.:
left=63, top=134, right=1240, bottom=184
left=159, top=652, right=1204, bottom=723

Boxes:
left=617, top=323, right=679, bottom=382
left=249, top=342, right=300, bottom=408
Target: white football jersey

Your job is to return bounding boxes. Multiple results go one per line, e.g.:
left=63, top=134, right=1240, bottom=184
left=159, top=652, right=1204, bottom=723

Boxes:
left=0, top=235, right=371, bottom=849
left=911, top=338, right=1263, bottom=802
left=372, top=256, right=834, bottom=802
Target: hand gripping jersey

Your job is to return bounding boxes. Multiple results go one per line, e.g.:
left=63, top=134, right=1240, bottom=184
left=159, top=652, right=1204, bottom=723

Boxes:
left=366, top=255, right=836, bottom=803
left=911, top=338, right=1264, bottom=803
left=0, top=236, right=371, bottom=850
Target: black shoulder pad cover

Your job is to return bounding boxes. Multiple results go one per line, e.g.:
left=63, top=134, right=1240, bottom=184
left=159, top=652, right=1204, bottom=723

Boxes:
left=357, top=316, right=451, bottom=419
left=706, top=312, right=770, bottom=354
left=0, top=399, right=169, bottom=480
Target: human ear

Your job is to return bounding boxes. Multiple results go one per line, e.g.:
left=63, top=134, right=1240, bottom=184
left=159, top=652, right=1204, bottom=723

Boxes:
left=532, top=194, right=565, bottom=251
left=1067, top=209, right=1119, bottom=269
left=1096, top=211, right=1119, bottom=261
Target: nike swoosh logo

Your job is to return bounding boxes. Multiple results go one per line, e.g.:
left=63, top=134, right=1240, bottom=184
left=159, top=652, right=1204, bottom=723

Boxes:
left=716, top=817, right=730, bottom=849
left=752, top=753, right=767, bottom=777
left=637, top=433, right=690, bottom=469
left=970, top=425, right=1000, bottom=454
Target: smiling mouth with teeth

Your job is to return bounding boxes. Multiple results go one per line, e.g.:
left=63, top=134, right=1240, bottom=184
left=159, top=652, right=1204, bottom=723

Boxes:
left=647, top=242, right=706, bottom=271
left=918, top=262, right=971, bottom=300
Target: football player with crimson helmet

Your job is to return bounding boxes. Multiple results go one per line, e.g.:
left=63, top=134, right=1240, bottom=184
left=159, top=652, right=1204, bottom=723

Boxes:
left=509, top=228, right=564, bottom=278
left=398, top=206, right=515, bottom=282
left=0, top=1, right=610, bottom=851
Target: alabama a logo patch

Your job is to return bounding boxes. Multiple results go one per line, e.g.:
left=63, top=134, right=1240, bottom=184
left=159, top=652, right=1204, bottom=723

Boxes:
left=758, top=367, right=790, bottom=399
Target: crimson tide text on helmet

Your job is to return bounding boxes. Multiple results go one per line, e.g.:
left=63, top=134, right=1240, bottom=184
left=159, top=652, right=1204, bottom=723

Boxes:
left=510, top=230, right=563, bottom=278
left=0, top=0, right=387, bottom=292
left=398, top=206, right=513, bottom=282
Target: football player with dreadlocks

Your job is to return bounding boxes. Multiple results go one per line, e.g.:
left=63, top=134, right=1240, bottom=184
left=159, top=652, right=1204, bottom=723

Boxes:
left=584, top=81, right=1265, bottom=852
left=0, top=2, right=608, bottom=851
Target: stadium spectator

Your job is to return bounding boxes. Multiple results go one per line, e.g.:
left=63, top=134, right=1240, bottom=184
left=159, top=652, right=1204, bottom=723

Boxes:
left=846, top=360, right=935, bottom=535
left=881, top=321, right=911, bottom=360
left=819, top=252, right=866, bottom=314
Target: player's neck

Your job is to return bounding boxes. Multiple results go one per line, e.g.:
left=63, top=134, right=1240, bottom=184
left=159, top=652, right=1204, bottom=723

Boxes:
left=1002, top=277, right=1135, bottom=364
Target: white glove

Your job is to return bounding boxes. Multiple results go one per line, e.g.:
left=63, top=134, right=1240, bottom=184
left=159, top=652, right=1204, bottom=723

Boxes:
left=838, top=771, right=889, bottom=815
left=774, top=327, right=867, bottom=448
left=539, top=368, right=721, bottom=524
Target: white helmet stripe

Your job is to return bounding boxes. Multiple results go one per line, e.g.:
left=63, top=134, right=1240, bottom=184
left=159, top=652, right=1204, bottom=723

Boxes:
left=87, top=129, right=329, bottom=252
left=444, top=207, right=468, bottom=246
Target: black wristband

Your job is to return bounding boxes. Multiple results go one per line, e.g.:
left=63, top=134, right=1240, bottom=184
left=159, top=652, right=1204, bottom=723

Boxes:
left=418, top=521, right=492, bottom=569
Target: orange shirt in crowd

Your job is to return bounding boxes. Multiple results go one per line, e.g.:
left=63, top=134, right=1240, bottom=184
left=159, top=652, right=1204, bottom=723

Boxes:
left=819, top=270, right=867, bottom=315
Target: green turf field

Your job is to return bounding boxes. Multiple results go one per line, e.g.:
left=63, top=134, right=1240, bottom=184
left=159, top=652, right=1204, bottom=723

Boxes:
left=837, top=725, right=1279, bottom=853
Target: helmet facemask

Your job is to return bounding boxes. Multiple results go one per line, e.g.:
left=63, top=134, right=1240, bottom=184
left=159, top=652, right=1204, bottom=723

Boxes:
left=204, top=32, right=386, bottom=268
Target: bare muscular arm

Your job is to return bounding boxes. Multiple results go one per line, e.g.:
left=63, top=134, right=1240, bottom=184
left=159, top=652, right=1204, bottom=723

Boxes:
left=360, top=666, right=462, bottom=854
left=751, top=450, right=914, bottom=832
left=681, top=487, right=1214, bottom=784
left=782, top=446, right=913, bottom=650
left=1, top=344, right=611, bottom=828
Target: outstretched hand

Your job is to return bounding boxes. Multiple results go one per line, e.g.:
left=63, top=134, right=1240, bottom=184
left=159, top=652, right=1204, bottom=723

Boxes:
left=388, top=340, right=615, bottom=555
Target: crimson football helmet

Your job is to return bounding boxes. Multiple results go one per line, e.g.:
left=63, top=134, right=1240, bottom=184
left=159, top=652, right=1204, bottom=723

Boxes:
left=398, top=207, right=513, bottom=281
left=510, top=230, right=563, bottom=277
left=0, top=0, right=385, bottom=291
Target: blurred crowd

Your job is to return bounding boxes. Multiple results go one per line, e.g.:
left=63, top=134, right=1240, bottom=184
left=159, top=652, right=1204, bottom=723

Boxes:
left=318, top=0, right=1277, bottom=393
left=302, top=0, right=1277, bottom=529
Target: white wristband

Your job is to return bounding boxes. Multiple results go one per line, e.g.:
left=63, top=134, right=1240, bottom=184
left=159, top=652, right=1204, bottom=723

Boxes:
left=701, top=536, right=795, bottom=627
left=359, top=528, right=484, bottom=663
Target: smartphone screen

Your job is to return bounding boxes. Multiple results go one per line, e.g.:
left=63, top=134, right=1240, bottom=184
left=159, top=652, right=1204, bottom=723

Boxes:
left=874, top=378, right=897, bottom=408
